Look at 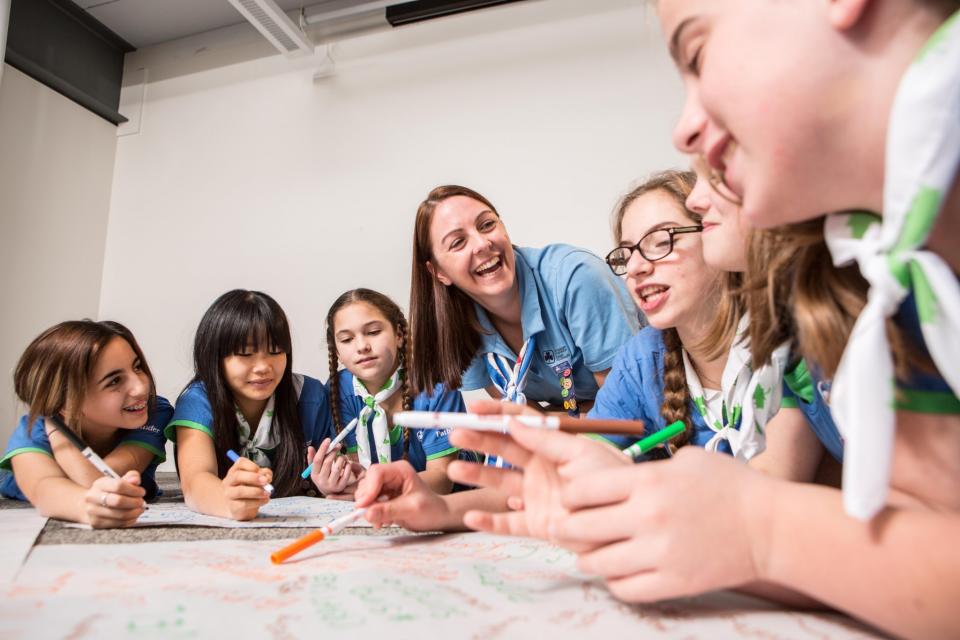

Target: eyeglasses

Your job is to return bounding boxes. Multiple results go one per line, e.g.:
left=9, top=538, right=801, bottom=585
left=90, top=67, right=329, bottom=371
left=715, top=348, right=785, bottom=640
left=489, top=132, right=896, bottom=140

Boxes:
left=605, top=225, right=703, bottom=275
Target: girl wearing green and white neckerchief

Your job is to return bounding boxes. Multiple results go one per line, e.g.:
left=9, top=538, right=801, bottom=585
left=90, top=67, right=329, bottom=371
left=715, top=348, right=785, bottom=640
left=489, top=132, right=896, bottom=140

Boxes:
left=318, top=289, right=463, bottom=499
left=627, top=3, right=960, bottom=637
left=597, top=169, right=817, bottom=471
left=823, top=11, right=960, bottom=521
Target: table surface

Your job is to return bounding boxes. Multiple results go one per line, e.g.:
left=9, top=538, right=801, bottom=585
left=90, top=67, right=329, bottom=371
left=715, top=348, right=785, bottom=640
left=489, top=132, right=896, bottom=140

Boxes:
left=0, top=472, right=400, bottom=544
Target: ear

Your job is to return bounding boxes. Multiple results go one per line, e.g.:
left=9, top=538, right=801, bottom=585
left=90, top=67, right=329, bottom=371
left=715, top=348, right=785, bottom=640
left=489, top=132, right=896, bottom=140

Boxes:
left=425, top=260, right=452, bottom=287
left=826, top=0, right=872, bottom=31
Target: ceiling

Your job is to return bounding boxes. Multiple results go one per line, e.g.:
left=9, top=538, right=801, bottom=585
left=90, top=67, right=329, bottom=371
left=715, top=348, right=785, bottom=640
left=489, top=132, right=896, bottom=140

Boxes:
left=69, top=0, right=322, bottom=49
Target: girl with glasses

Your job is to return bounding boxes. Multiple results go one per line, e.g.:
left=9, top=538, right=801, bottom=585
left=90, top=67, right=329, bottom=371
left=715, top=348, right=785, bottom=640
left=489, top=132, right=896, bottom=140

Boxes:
left=356, top=170, right=822, bottom=532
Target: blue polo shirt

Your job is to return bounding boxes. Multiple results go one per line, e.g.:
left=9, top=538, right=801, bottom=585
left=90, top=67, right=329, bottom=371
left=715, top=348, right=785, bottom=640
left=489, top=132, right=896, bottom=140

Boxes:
left=780, top=361, right=844, bottom=462
left=165, top=374, right=335, bottom=459
left=0, top=397, right=172, bottom=502
left=781, top=285, right=960, bottom=463
left=332, top=369, right=462, bottom=472
left=461, top=244, right=641, bottom=407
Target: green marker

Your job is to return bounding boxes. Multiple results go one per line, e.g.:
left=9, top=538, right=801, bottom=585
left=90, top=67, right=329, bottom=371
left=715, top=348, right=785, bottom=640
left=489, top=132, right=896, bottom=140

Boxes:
left=622, top=420, right=685, bottom=459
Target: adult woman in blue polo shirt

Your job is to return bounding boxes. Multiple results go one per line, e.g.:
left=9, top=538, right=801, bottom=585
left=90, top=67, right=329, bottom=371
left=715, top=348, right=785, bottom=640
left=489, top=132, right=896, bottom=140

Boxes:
left=407, top=184, right=641, bottom=419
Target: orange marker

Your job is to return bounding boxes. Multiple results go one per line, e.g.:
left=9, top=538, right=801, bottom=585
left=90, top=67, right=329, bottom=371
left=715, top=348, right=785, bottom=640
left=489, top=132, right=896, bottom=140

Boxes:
left=270, top=507, right=366, bottom=564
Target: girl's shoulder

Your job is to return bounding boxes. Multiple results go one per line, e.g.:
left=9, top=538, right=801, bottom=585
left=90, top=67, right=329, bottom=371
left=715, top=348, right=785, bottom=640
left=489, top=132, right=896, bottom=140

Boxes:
left=519, top=244, right=608, bottom=284
left=293, top=373, right=326, bottom=401
left=412, top=383, right=466, bottom=413
left=176, top=380, right=209, bottom=403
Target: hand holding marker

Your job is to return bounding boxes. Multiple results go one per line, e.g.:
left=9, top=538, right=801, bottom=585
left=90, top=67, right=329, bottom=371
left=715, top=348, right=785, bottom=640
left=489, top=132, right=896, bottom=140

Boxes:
left=392, top=411, right=683, bottom=459
left=226, top=449, right=274, bottom=496
left=300, top=418, right=358, bottom=479
left=48, top=414, right=148, bottom=514
left=49, top=414, right=123, bottom=479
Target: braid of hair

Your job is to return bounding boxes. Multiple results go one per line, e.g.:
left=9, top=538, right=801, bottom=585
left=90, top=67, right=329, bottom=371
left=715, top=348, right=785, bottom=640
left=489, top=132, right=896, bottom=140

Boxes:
left=660, top=328, right=693, bottom=449
left=327, top=343, right=342, bottom=434
left=398, top=316, right=414, bottom=461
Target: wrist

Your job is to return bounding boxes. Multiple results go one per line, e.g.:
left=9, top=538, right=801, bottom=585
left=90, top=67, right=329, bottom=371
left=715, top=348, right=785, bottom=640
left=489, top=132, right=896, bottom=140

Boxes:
left=742, top=470, right=781, bottom=583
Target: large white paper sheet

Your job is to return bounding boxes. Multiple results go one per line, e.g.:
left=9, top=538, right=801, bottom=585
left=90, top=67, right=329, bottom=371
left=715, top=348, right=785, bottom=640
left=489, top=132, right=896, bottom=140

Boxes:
left=2, top=533, right=880, bottom=639
left=64, top=496, right=374, bottom=529
left=0, top=508, right=47, bottom=585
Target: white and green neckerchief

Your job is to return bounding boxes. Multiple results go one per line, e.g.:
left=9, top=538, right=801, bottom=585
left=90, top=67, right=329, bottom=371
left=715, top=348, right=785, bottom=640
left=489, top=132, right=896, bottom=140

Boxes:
left=823, top=11, right=960, bottom=521
left=235, top=395, right=278, bottom=468
left=683, top=315, right=790, bottom=460
left=353, top=369, right=401, bottom=468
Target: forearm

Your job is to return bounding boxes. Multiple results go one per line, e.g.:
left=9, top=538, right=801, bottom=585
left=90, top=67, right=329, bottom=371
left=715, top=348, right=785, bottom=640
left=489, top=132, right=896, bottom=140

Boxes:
left=438, top=488, right=510, bottom=531
left=181, top=471, right=233, bottom=518
left=48, top=438, right=104, bottom=488
left=736, top=581, right=827, bottom=610
left=27, top=476, right=92, bottom=523
left=419, top=466, right=453, bottom=494
left=104, top=446, right=154, bottom=477
left=762, top=481, right=960, bottom=638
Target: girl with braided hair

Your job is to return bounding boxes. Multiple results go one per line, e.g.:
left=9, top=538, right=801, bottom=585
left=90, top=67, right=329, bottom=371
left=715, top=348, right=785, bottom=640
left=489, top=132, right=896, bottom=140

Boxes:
left=308, top=289, right=463, bottom=499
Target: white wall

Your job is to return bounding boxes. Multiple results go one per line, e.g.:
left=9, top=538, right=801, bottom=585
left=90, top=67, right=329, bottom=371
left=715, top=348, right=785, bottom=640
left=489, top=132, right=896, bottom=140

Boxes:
left=99, top=0, right=685, bottom=465
left=0, top=64, right=118, bottom=445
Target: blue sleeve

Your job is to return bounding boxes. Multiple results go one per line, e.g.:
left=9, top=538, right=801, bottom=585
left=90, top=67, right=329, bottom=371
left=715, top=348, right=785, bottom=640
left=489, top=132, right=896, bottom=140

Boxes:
left=164, top=383, right=214, bottom=442
left=460, top=354, right=489, bottom=391
left=0, top=416, right=52, bottom=471
left=410, top=384, right=464, bottom=460
left=298, top=376, right=335, bottom=447
left=586, top=336, right=654, bottom=449
left=556, top=251, right=640, bottom=372
left=117, top=396, right=171, bottom=463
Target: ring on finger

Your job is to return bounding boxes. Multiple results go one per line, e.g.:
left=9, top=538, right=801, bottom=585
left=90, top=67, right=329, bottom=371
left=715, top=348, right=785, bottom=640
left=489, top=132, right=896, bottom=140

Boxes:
left=100, top=492, right=109, bottom=507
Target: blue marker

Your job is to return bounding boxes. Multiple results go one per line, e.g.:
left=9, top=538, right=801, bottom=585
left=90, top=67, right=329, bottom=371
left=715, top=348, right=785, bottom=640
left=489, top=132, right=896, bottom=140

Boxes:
left=300, top=418, right=358, bottom=479
left=226, top=449, right=274, bottom=496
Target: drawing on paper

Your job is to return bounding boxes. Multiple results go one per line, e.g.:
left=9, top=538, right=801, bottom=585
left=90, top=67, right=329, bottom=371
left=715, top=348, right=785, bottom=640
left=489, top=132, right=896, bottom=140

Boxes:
left=63, top=496, right=374, bottom=529
left=1, top=533, right=880, bottom=639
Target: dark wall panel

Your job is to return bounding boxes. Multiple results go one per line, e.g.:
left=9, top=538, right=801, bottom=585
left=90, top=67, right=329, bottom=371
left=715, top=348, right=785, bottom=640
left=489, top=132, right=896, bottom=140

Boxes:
left=4, top=0, right=134, bottom=124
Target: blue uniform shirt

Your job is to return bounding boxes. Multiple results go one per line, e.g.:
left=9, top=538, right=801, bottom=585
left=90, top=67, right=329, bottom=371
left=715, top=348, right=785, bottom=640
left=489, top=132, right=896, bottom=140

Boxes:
left=331, top=369, right=462, bottom=472
left=781, top=361, right=844, bottom=463
left=587, top=328, right=733, bottom=456
left=0, top=396, right=172, bottom=502
left=783, top=287, right=960, bottom=463
left=461, top=244, right=641, bottom=407
left=892, top=289, right=960, bottom=413
left=164, top=375, right=335, bottom=459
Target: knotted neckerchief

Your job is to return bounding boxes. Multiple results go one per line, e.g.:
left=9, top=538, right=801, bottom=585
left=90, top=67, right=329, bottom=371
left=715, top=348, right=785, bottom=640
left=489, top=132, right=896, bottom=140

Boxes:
left=236, top=395, right=278, bottom=468
left=485, top=336, right=536, bottom=405
left=484, top=336, right=536, bottom=468
left=353, top=369, right=401, bottom=468
left=683, top=315, right=790, bottom=460
left=823, top=11, right=960, bottom=520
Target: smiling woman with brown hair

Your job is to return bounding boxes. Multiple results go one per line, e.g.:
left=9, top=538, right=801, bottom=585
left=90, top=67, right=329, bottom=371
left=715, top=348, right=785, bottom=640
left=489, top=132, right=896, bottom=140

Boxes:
left=407, top=184, right=641, bottom=428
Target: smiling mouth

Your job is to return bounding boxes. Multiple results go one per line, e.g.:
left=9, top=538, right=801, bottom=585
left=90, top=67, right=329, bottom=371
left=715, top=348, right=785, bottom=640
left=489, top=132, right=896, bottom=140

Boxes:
left=474, top=255, right=503, bottom=277
left=122, top=401, right=147, bottom=413
left=637, top=284, right=669, bottom=302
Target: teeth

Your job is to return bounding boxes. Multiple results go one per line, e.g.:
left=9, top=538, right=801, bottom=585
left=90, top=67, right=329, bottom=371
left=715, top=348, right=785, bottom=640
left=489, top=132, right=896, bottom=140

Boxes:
left=639, top=285, right=668, bottom=301
left=124, top=402, right=146, bottom=411
left=475, top=256, right=501, bottom=274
